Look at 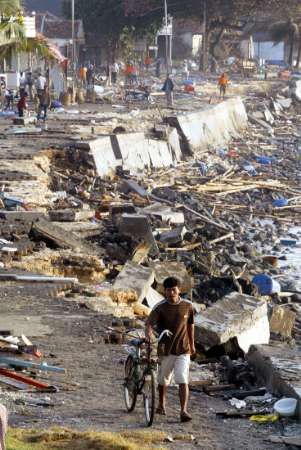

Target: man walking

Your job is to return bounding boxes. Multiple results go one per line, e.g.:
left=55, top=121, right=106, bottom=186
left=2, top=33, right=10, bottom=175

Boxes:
left=146, top=277, right=195, bottom=423
left=162, top=74, right=174, bottom=107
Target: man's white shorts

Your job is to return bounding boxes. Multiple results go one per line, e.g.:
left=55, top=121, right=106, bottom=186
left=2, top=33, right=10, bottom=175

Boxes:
left=158, top=354, right=190, bottom=386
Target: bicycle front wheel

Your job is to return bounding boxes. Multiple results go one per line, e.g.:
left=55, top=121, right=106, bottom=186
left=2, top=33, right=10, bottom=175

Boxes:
left=143, top=369, right=156, bottom=427
left=124, top=355, right=137, bottom=412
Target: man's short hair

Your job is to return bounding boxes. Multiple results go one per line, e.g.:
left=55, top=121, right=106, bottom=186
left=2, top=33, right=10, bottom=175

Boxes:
left=163, top=277, right=180, bottom=289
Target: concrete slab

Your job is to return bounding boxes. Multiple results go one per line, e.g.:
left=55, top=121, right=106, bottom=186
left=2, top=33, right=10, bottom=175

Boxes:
left=32, top=218, right=92, bottom=252
left=247, top=343, right=301, bottom=418
left=89, top=137, right=121, bottom=177
left=113, top=261, right=155, bottom=303
left=168, top=127, right=182, bottom=161
left=166, top=97, right=248, bottom=154
left=146, top=138, right=174, bottom=168
left=194, top=292, right=270, bottom=352
left=0, top=211, right=44, bottom=222
left=117, top=132, right=151, bottom=173
left=149, top=261, right=192, bottom=294
left=119, top=214, right=158, bottom=253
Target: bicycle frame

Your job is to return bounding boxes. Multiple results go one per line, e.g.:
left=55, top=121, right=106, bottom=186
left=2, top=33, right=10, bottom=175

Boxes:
left=129, top=341, right=157, bottom=395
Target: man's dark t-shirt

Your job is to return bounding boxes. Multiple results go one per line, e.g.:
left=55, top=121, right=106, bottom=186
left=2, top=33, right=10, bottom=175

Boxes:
left=147, top=299, right=194, bottom=357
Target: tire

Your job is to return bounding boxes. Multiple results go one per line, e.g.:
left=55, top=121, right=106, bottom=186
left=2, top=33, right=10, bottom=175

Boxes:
left=143, top=369, right=156, bottom=427
left=124, top=355, right=137, bottom=412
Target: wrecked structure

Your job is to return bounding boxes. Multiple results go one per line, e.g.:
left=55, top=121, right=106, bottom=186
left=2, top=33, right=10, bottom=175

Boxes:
left=0, top=75, right=300, bottom=441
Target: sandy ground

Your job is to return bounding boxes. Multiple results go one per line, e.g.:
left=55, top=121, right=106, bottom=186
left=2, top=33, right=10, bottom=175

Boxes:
left=0, top=286, right=288, bottom=450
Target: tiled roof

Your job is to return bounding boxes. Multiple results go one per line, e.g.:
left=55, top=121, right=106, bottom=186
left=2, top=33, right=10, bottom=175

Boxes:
left=35, top=12, right=84, bottom=40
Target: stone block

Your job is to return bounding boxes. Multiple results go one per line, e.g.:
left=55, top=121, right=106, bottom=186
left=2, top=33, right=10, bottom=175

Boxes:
left=145, top=286, right=164, bottom=309
left=247, top=343, right=301, bottom=419
left=113, top=261, right=155, bottom=303
left=141, top=203, right=185, bottom=225
left=194, top=292, right=269, bottom=352
left=119, top=214, right=158, bottom=253
left=149, top=261, right=192, bottom=295
left=48, top=209, right=95, bottom=222
left=110, top=203, right=136, bottom=217
left=269, top=305, right=296, bottom=338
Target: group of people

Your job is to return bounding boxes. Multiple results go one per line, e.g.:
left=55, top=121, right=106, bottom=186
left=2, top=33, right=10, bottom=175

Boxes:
left=16, top=72, right=49, bottom=121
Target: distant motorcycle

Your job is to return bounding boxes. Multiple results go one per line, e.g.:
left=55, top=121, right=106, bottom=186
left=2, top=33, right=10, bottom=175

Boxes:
left=124, top=89, right=154, bottom=104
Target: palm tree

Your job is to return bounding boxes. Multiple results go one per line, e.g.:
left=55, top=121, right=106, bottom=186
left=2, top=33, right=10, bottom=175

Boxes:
left=0, top=0, right=21, bottom=16
left=269, top=19, right=299, bottom=68
left=0, top=0, right=26, bottom=44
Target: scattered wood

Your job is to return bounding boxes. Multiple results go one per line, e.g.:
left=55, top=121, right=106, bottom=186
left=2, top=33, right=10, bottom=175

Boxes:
left=204, top=384, right=236, bottom=394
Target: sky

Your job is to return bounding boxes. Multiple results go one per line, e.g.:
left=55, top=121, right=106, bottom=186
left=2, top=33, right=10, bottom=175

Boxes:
left=25, top=0, right=63, bottom=16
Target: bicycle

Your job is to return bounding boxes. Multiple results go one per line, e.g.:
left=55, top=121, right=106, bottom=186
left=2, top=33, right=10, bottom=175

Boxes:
left=123, top=337, right=157, bottom=427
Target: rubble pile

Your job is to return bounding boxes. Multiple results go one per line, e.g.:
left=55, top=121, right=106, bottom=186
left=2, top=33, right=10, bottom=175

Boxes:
left=0, top=80, right=300, bottom=424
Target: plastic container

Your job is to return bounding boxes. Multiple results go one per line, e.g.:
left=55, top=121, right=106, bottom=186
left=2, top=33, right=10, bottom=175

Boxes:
left=252, top=274, right=281, bottom=296
left=243, top=162, right=257, bottom=176
left=273, top=198, right=288, bottom=207
left=280, top=239, right=297, bottom=247
left=274, top=398, right=297, bottom=417
left=255, top=156, right=272, bottom=165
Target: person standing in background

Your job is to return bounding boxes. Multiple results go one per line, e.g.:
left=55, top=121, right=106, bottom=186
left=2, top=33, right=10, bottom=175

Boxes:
left=218, top=72, right=229, bottom=100
left=162, top=73, right=174, bottom=107
left=19, top=72, right=26, bottom=97
left=17, top=91, right=28, bottom=117
left=111, top=62, right=119, bottom=84
left=26, top=71, right=33, bottom=101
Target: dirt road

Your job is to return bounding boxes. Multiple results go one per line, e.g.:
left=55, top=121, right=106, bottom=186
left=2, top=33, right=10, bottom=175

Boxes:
left=0, top=287, right=287, bottom=450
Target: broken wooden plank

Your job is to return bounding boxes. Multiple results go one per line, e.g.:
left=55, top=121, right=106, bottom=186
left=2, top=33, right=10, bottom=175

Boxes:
left=0, top=368, right=58, bottom=391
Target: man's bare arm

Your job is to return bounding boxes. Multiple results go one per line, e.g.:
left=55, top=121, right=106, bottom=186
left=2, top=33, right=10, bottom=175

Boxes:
left=145, top=320, right=154, bottom=341
left=187, top=324, right=195, bottom=355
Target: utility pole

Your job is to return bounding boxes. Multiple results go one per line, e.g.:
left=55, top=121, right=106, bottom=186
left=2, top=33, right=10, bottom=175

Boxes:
left=164, top=0, right=169, bottom=74
left=202, top=0, right=207, bottom=72
left=71, top=0, right=76, bottom=90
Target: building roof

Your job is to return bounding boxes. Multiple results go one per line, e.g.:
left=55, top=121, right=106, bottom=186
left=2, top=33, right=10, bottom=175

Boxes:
left=25, top=0, right=63, bottom=16
left=174, top=18, right=204, bottom=35
left=35, top=12, right=85, bottom=42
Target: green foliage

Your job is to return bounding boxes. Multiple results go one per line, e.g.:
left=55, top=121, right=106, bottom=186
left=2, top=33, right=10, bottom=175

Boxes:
left=119, top=25, right=135, bottom=60
left=0, top=0, right=22, bottom=16
left=62, top=0, right=162, bottom=52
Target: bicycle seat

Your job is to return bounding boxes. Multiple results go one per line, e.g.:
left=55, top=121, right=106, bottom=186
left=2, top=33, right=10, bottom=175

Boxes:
left=130, top=338, right=145, bottom=347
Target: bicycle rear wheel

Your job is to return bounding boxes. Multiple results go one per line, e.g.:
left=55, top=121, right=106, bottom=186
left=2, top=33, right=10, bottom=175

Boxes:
left=124, top=355, right=137, bottom=412
left=143, top=369, right=156, bottom=427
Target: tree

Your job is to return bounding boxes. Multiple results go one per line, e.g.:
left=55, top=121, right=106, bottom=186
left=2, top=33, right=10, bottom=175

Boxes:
left=0, top=1, right=57, bottom=68
left=62, top=0, right=162, bottom=63
left=0, top=0, right=26, bottom=44
left=124, top=0, right=301, bottom=70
